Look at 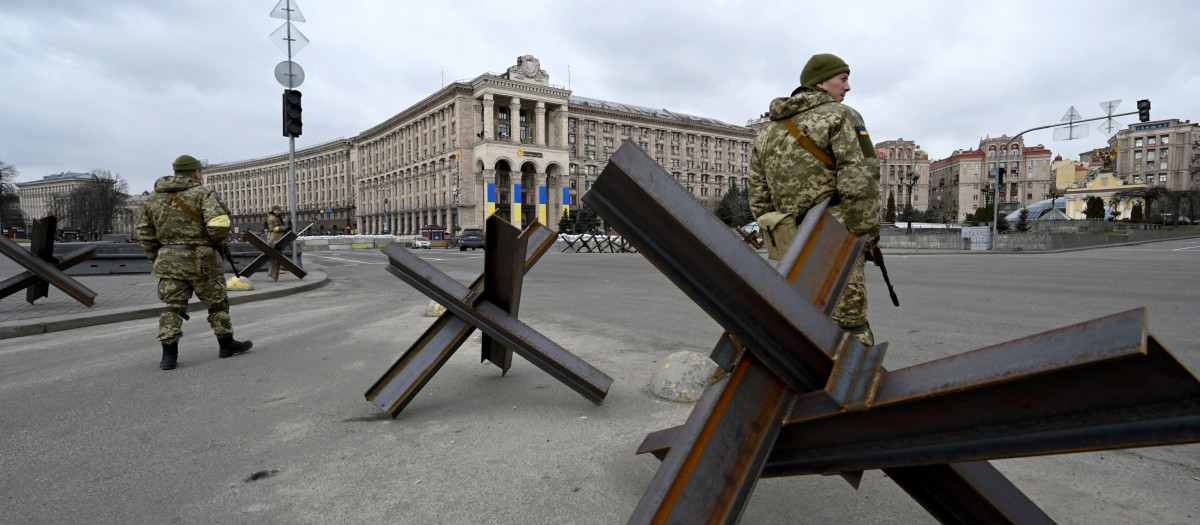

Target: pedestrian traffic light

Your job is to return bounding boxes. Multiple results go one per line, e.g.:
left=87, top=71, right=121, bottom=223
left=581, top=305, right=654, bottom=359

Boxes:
left=1137, top=99, right=1151, bottom=123
left=996, top=167, right=1005, bottom=185
left=283, top=89, right=303, bottom=137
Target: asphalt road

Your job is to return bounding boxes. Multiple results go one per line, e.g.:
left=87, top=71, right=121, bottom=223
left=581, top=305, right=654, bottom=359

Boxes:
left=2, top=238, right=1198, bottom=524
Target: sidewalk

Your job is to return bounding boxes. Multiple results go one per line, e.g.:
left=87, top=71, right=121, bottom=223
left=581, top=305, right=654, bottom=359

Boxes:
left=0, top=264, right=328, bottom=339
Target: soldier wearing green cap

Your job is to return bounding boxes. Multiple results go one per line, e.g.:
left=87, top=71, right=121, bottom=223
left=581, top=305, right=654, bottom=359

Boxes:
left=266, top=204, right=290, bottom=280
left=748, top=53, right=881, bottom=346
left=136, top=154, right=253, bottom=370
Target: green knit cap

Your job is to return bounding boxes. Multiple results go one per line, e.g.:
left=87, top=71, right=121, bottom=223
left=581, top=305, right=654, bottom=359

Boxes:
left=800, top=53, right=850, bottom=87
left=272, top=205, right=281, bottom=211
left=172, top=154, right=203, bottom=172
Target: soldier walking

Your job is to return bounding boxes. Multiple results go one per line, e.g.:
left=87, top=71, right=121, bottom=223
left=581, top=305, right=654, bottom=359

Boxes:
left=137, top=155, right=253, bottom=370
left=748, top=53, right=881, bottom=346
left=266, top=205, right=290, bottom=281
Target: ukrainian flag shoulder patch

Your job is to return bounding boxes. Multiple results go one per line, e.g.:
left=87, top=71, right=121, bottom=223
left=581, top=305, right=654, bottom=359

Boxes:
left=857, top=127, right=869, bottom=136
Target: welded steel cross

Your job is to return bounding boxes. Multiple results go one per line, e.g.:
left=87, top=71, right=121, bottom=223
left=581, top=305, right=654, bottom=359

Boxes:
left=239, top=224, right=311, bottom=279
left=585, top=142, right=1200, bottom=524
left=0, top=217, right=96, bottom=306
left=366, top=216, right=613, bottom=418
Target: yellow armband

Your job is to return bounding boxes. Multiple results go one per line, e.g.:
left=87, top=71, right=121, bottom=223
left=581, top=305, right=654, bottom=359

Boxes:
left=207, top=215, right=231, bottom=228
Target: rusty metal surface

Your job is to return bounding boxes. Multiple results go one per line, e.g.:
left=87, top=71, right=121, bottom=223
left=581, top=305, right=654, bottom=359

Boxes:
left=365, top=220, right=558, bottom=417
left=887, top=461, right=1054, bottom=525
left=379, top=220, right=611, bottom=406
left=243, top=230, right=308, bottom=279
left=0, top=246, right=94, bottom=300
left=240, top=224, right=311, bottom=277
left=628, top=353, right=794, bottom=525
left=27, top=217, right=57, bottom=303
left=0, top=234, right=96, bottom=307
left=480, top=215, right=529, bottom=374
left=593, top=143, right=1055, bottom=524
left=767, top=311, right=1200, bottom=476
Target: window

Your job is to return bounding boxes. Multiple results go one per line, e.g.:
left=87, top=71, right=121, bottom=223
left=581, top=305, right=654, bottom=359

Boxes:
left=1135, top=138, right=1142, bottom=147
left=1028, top=182, right=1034, bottom=188
left=570, top=164, right=577, bottom=174
left=603, top=123, right=614, bottom=132
left=1148, top=137, right=1157, bottom=147
left=622, top=125, right=632, bottom=135
left=1147, top=151, right=1157, bottom=160
left=588, top=166, right=596, bottom=175
left=686, top=147, right=694, bottom=157
left=604, top=138, right=614, bottom=148
left=569, top=118, right=576, bottom=130
left=499, top=109, right=509, bottom=120
left=1027, top=193, right=1033, bottom=199
left=520, top=126, right=527, bottom=139
left=1161, top=149, right=1169, bottom=158
left=519, top=110, right=527, bottom=123
left=1135, top=151, right=1143, bottom=160
left=655, top=144, right=664, bottom=152
left=1161, top=162, right=1168, bottom=169
left=498, top=123, right=509, bottom=136
left=687, top=134, right=695, bottom=144
left=1135, top=164, right=1143, bottom=171
left=587, top=151, right=595, bottom=160
left=570, top=179, right=577, bottom=189
left=586, top=136, right=596, bottom=146
left=1011, top=162, right=1018, bottom=169
left=671, top=159, right=679, bottom=168
left=1028, top=160, right=1034, bottom=168
left=569, top=133, right=576, bottom=144
left=686, top=160, right=694, bottom=169
left=1160, top=174, right=1168, bottom=182
left=1161, top=135, right=1170, bottom=145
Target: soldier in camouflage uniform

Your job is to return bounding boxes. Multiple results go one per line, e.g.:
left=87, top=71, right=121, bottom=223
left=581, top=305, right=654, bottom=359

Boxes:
left=748, top=53, right=881, bottom=346
left=266, top=205, right=290, bottom=281
left=137, top=155, right=253, bottom=370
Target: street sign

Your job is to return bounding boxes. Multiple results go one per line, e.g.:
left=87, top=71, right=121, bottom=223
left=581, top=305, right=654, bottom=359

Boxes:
left=274, top=60, right=305, bottom=89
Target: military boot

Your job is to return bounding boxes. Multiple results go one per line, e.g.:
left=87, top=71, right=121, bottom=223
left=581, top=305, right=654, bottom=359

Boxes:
left=218, top=336, right=253, bottom=358
left=160, top=342, right=179, bottom=370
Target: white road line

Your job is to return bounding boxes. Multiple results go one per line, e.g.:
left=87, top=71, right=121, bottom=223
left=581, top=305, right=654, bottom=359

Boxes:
left=306, top=254, right=386, bottom=264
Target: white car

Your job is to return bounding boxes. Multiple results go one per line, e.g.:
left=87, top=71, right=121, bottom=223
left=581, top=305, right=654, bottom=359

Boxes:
left=411, top=238, right=432, bottom=249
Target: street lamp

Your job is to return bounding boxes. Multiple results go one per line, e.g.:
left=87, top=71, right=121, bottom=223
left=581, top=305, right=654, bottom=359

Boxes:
left=903, top=169, right=920, bottom=234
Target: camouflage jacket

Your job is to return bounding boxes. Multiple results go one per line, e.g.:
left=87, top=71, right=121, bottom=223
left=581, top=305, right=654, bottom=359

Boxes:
left=136, top=174, right=231, bottom=280
left=748, top=87, right=881, bottom=244
left=267, top=212, right=287, bottom=244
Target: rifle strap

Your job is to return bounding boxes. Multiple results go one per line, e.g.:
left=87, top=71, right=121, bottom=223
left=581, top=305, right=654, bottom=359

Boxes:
left=170, top=193, right=205, bottom=225
left=781, top=119, right=836, bottom=170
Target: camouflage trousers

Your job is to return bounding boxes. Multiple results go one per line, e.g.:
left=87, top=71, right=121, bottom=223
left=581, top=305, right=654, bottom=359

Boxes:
left=156, top=276, right=233, bottom=343
left=832, top=255, right=874, bottom=347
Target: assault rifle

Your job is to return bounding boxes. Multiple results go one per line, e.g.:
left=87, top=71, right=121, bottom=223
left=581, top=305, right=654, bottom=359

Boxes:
left=865, top=246, right=899, bottom=306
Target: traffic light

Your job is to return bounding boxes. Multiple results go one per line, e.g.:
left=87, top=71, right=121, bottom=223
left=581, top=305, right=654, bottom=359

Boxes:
left=1137, top=99, right=1151, bottom=123
left=996, top=167, right=1005, bottom=185
left=283, top=89, right=303, bottom=137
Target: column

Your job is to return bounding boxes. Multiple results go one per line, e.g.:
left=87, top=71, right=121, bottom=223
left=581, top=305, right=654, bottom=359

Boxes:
left=483, top=169, right=496, bottom=218
left=510, top=98, right=521, bottom=144
left=535, top=102, right=546, bottom=146
left=536, top=173, right=548, bottom=225
left=482, top=95, right=495, bottom=140
left=559, top=107, right=569, bottom=149
left=511, top=173, right=522, bottom=228
left=561, top=181, right=570, bottom=223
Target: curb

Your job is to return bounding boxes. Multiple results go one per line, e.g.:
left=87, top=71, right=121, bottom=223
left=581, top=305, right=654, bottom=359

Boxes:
left=0, top=271, right=330, bottom=340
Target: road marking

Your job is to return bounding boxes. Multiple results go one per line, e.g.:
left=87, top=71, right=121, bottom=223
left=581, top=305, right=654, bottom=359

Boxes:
left=306, top=254, right=385, bottom=265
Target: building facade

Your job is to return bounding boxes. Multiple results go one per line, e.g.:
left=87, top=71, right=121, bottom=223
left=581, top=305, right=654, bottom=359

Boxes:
left=15, top=172, right=96, bottom=227
left=929, top=137, right=1054, bottom=222
left=875, top=139, right=930, bottom=221
left=1107, top=118, right=1200, bottom=191
left=1063, top=172, right=1146, bottom=220
left=203, top=55, right=757, bottom=236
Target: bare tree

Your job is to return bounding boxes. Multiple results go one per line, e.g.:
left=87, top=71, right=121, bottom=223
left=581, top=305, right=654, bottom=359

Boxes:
left=0, top=159, right=25, bottom=236
left=58, top=170, right=130, bottom=240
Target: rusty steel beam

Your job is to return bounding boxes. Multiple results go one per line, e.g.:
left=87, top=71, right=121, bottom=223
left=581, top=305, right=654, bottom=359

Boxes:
left=0, top=246, right=95, bottom=300
left=480, top=215, right=527, bottom=374
left=364, top=220, right=557, bottom=417
left=239, top=224, right=311, bottom=277
left=766, top=310, right=1200, bottom=476
left=26, top=217, right=57, bottom=303
left=382, top=232, right=612, bottom=405
left=243, top=230, right=307, bottom=279
left=0, top=234, right=96, bottom=307
left=594, top=143, right=1053, bottom=524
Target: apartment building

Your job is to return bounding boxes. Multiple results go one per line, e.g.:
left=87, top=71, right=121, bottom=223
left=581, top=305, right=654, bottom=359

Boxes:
left=1107, top=118, right=1200, bottom=191
left=875, top=139, right=930, bottom=220
left=930, top=137, right=1054, bottom=222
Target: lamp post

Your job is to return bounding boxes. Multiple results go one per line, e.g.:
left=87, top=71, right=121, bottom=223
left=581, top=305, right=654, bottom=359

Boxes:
left=903, top=169, right=920, bottom=234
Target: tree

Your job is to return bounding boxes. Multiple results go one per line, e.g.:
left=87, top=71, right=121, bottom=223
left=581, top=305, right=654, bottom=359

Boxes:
left=885, top=193, right=896, bottom=223
left=0, top=159, right=24, bottom=236
left=574, top=204, right=601, bottom=233
left=1015, top=208, right=1031, bottom=232
left=1130, top=201, right=1143, bottom=223
left=715, top=185, right=737, bottom=226
left=557, top=208, right=575, bottom=233
left=1084, top=195, right=1106, bottom=219
left=731, top=185, right=753, bottom=227
left=58, top=170, right=129, bottom=240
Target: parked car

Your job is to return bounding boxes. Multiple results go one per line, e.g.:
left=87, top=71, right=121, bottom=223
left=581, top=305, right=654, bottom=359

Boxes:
left=412, top=237, right=432, bottom=249
left=458, top=228, right=485, bottom=251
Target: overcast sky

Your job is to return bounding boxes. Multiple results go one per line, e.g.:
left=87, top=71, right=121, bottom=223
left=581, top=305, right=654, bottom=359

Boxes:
left=3, top=0, right=1198, bottom=194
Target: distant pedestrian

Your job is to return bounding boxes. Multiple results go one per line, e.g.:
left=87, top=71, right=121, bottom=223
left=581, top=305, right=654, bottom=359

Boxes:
left=748, top=53, right=881, bottom=346
left=136, top=154, right=253, bottom=370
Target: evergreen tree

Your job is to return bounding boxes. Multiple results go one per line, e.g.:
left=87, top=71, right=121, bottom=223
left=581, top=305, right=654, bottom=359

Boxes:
left=1015, top=208, right=1030, bottom=232
left=557, top=208, right=574, bottom=233
left=732, top=184, right=754, bottom=226
left=996, top=212, right=1010, bottom=232
left=1084, top=196, right=1106, bottom=219
left=885, top=193, right=896, bottom=222
left=715, top=186, right=736, bottom=226
left=575, top=204, right=601, bottom=233
left=1131, top=202, right=1143, bottom=223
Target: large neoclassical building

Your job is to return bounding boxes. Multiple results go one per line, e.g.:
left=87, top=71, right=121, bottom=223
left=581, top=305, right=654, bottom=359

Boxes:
left=204, top=55, right=758, bottom=236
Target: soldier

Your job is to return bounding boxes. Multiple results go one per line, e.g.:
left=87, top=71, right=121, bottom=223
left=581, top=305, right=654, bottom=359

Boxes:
left=266, top=205, right=290, bottom=281
left=137, top=155, right=253, bottom=370
left=748, top=53, right=881, bottom=346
